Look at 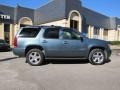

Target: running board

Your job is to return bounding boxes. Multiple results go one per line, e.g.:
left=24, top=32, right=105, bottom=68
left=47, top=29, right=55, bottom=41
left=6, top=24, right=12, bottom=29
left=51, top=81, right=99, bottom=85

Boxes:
left=45, top=58, right=87, bottom=60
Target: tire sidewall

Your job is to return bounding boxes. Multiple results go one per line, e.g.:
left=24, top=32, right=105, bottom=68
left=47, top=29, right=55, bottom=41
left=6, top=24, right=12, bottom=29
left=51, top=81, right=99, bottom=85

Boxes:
left=89, top=49, right=106, bottom=65
left=26, top=49, right=44, bottom=66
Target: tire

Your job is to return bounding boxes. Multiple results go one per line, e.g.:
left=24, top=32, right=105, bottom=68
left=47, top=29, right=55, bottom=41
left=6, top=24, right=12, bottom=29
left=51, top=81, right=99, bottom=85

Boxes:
left=89, top=49, right=106, bottom=65
left=26, top=49, right=44, bottom=66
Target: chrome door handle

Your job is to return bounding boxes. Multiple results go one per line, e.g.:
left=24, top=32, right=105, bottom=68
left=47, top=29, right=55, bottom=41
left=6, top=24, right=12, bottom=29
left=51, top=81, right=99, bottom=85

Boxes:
left=63, top=41, right=68, bottom=44
left=42, top=40, right=47, bottom=43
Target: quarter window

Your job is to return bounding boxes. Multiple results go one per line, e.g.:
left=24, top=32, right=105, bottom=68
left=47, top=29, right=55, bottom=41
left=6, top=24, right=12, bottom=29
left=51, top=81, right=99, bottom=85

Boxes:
left=19, top=28, right=40, bottom=37
left=44, top=28, right=59, bottom=39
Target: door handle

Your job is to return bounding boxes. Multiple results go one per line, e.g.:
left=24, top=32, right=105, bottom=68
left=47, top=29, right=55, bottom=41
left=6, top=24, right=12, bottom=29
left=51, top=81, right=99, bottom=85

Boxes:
left=63, top=41, right=68, bottom=44
left=42, top=40, right=47, bottom=43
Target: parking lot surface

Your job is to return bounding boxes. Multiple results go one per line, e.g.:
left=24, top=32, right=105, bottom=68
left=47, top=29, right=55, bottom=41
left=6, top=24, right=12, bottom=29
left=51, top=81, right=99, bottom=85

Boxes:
left=0, top=51, right=120, bottom=90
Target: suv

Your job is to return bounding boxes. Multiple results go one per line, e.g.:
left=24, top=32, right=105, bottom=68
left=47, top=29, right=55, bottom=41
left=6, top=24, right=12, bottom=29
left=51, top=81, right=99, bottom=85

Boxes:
left=13, top=26, right=111, bottom=66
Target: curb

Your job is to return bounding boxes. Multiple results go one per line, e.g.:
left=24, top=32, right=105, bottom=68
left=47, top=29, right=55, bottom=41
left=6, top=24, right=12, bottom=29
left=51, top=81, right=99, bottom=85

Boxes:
left=111, top=49, right=120, bottom=56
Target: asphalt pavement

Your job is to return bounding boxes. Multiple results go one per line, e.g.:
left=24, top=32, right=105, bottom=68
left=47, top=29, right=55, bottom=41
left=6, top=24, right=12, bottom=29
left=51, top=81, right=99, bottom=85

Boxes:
left=0, top=51, right=120, bottom=90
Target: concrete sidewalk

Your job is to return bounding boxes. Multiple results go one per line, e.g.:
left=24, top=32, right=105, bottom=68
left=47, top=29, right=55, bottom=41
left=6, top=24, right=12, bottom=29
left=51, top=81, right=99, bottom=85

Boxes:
left=110, top=45, right=120, bottom=56
left=110, top=45, right=120, bottom=50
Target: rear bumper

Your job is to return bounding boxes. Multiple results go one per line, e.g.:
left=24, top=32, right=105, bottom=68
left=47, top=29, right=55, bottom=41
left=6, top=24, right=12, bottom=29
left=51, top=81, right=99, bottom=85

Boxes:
left=13, top=48, right=25, bottom=57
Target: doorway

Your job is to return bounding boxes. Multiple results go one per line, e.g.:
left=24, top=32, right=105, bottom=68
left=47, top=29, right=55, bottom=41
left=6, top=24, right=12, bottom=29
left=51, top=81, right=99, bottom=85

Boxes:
left=20, top=24, right=30, bottom=28
left=69, top=10, right=82, bottom=32
left=70, top=20, right=79, bottom=30
left=4, top=24, right=10, bottom=43
left=19, top=17, right=33, bottom=28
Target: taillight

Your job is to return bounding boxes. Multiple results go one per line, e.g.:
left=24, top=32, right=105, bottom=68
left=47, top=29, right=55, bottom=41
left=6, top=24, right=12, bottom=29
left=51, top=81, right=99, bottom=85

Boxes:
left=13, top=37, right=17, bottom=47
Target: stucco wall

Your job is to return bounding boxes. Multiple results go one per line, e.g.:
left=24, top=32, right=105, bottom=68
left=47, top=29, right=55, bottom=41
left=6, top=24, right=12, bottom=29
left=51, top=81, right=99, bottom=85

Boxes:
left=40, top=19, right=67, bottom=27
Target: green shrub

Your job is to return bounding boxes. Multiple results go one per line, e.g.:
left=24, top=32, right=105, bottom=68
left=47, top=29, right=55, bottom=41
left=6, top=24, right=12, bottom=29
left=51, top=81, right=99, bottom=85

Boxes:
left=109, top=41, right=120, bottom=45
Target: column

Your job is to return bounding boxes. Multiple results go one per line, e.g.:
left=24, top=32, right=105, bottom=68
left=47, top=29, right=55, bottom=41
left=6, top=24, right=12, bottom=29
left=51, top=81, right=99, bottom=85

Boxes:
left=88, top=25, right=91, bottom=38
left=108, top=30, right=115, bottom=41
left=99, top=28, right=104, bottom=40
left=0, top=23, right=4, bottom=39
left=14, top=24, right=19, bottom=35
left=118, top=30, right=120, bottom=41
left=115, top=30, right=118, bottom=41
left=88, top=25, right=94, bottom=38
left=10, top=24, right=14, bottom=46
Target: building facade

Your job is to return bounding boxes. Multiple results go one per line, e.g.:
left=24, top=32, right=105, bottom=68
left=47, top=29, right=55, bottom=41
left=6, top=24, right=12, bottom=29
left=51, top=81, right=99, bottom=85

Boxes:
left=0, top=0, right=120, bottom=46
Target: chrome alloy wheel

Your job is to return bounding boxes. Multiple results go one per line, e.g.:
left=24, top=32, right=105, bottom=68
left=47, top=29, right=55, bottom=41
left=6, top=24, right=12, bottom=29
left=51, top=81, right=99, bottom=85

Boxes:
left=92, top=51, right=104, bottom=64
left=28, top=52, right=41, bottom=65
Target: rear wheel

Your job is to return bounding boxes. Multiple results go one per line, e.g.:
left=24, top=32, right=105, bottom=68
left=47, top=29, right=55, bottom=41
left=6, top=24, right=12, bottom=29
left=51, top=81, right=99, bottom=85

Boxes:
left=26, top=49, right=44, bottom=66
left=89, top=49, right=106, bottom=65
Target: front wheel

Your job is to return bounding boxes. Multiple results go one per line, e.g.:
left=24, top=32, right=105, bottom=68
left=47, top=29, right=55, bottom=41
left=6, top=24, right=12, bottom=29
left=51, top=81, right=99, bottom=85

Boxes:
left=26, top=49, right=44, bottom=66
left=89, top=49, right=106, bottom=65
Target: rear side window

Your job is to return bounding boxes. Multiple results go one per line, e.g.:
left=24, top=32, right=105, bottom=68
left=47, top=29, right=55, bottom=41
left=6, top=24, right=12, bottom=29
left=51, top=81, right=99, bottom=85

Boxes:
left=19, top=28, right=40, bottom=37
left=44, top=28, right=59, bottom=39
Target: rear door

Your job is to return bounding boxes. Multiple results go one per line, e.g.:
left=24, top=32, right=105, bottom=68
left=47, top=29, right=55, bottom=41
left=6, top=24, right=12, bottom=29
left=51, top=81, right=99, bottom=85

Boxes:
left=41, top=28, right=62, bottom=57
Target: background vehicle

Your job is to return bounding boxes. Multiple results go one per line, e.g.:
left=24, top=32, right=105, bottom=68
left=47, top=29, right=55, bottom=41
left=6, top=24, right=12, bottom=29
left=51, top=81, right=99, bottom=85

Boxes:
left=0, top=39, right=11, bottom=51
left=13, top=26, right=111, bottom=66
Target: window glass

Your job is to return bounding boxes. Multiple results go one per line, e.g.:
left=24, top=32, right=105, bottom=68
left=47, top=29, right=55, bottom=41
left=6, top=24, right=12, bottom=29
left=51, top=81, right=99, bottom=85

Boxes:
left=44, top=28, right=59, bottom=39
left=19, top=28, right=40, bottom=37
left=63, top=29, right=80, bottom=40
left=0, top=40, right=5, bottom=43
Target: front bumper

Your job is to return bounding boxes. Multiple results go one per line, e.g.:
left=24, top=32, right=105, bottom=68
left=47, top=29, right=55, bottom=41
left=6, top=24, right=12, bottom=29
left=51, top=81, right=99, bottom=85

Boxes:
left=107, top=48, right=112, bottom=58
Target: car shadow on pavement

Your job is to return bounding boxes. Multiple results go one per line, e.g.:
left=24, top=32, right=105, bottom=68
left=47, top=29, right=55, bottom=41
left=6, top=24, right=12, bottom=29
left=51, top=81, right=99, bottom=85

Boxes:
left=44, top=59, right=89, bottom=65
left=44, top=59, right=111, bottom=65
left=0, top=50, right=12, bottom=52
left=106, top=59, right=111, bottom=64
left=0, top=57, right=18, bottom=62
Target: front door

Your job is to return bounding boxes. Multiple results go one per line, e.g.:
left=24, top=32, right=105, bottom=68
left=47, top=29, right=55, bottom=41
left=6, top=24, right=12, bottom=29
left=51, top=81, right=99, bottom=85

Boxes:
left=61, top=29, right=83, bottom=57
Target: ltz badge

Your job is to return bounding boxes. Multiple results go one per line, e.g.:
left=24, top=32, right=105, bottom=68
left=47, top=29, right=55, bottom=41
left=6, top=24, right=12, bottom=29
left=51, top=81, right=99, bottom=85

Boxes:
left=0, top=14, right=10, bottom=20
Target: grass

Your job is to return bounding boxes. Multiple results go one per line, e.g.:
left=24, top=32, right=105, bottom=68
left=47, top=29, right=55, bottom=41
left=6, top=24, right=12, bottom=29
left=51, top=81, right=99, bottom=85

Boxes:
left=109, top=41, right=120, bottom=45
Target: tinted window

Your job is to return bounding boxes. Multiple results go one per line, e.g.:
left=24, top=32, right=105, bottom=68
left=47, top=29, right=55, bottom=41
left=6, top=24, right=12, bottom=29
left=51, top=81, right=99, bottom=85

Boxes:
left=44, top=28, right=59, bottom=39
left=19, top=28, right=40, bottom=37
left=63, top=29, right=80, bottom=40
left=0, top=40, right=5, bottom=43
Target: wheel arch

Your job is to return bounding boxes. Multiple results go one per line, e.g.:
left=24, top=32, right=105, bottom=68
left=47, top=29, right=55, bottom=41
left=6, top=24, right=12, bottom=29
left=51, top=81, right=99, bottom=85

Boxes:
left=89, top=46, right=108, bottom=59
left=25, top=45, right=45, bottom=56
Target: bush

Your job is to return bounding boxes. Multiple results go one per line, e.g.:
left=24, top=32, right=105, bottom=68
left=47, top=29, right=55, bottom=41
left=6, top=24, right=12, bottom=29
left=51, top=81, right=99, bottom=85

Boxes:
left=109, top=41, right=120, bottom=45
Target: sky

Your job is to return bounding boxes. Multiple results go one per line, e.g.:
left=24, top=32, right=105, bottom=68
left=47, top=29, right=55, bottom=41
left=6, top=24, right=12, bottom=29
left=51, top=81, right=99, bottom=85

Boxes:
left=0, top=0, right=120, bottom=18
